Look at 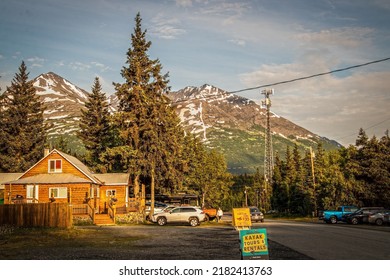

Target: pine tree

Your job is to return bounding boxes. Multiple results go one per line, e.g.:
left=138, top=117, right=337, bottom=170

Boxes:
left=351, top=132, right=390, bottom=207
left=107, top=13, right=185, bottom=214
left=78, top=77, right=113, bottom=171
left=0, top=61, right=46, bottom=172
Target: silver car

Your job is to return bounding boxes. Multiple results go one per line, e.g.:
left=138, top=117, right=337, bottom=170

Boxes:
left=368, top=210, right=390, bottom=226
left=152, top=206, right=206, bottom=226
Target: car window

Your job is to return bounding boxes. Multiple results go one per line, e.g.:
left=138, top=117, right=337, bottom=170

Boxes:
left=345, top=207, right=358, bottom=212
left=171, top=208, right=181, bottom=213
left=181, top=208, right=196, bottom=212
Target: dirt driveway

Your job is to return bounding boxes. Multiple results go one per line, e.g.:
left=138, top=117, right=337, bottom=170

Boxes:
left=0, top=223, right=311, bottom=260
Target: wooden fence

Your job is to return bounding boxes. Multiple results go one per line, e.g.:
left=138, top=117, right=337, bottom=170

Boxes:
left=0, top=203, right=72, bottom=228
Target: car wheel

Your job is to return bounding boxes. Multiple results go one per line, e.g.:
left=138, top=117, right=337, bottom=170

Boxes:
left=375, top=218, right=383, bottom=226
left=351, top=217, right=359, bottom=225
left=261, top=219, right=264, bottom=223
left=330, top=216, right=337, bottom=224
left=189, top=217, right=199, bottom=227
left=157, top=217, right=167, bottom=226
left=204, top=214, right=210, bottom=222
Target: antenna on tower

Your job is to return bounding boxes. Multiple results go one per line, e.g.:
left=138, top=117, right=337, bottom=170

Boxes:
left=261, top=88, right=274, bottom=184
left=261, top=89, right=274, bottom=211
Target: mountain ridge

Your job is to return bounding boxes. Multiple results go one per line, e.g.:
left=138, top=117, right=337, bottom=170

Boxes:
left=28, top=72, right=340, bottom=173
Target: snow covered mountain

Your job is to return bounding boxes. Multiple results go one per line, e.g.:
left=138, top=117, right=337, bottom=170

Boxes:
left=169, top=84, right=316, bottom=142
left=33, top=72, right=88, bottom=136
left=169, top=84, right=339, bottom=173
left=30, top=73, right=339, bottom=173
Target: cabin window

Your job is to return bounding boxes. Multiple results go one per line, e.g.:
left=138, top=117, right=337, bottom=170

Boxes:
left=48, top=159, right=62, bottom=173
left=49, top=187, right=67, bottom=198
left=106, top=190, right=116, bottom=197
left=26, top=185, right=39, bottom=201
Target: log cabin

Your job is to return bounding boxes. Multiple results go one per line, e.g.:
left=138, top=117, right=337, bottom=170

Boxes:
left=1, top=149, right=134, bottom=216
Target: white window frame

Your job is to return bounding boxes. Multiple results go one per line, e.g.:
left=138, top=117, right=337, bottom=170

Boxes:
left=49, top=187, right=67, bottom=199
left=26, top=185, right=39, bottom=201
left=48, top=159, right=62, bottom=173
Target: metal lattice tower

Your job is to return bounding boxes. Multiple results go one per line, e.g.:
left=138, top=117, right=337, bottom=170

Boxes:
left=261, top=89, right=274, bottom=184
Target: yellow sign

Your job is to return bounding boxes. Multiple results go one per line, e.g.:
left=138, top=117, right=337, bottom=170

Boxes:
left=232, top=208, right=252, bottom=227
left=239, top=229, right=269, bottom=259
left=242, top=233, right=267, bottom=253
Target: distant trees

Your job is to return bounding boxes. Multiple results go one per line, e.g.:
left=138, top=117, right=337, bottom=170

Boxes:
left=182, top=135, right=232, bottom=208
left=345, top=129, right=390, bottom=207
left=270, top=129, right=390, bottom=215
left=0, top=61, right=47, bottom=172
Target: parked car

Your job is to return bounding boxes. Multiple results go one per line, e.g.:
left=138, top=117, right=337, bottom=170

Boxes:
left=344, top=207, right=385, bottom=225
left=249, top=206, right=264, bottom=223
left=368, top=209, right=390, bottom=226
left=145, top=201, right=169, bottom=217
left=320, top=205, right=359, bottom=224
left=161, top=205, right=176, bottom=212
left=151, top=206, right=206, bottom=226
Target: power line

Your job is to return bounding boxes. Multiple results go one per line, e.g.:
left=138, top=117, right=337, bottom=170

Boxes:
left=335, top=117, right=390, bottom=142
left=229, top=57, right=390, bottom=94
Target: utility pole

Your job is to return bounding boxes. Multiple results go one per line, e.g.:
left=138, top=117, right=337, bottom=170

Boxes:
left=309, top=146, right=317, bottom=216
left=261, top=88, right=274, bottom=211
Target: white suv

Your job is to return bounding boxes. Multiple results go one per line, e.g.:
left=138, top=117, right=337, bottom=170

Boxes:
left=152, top=206, right=206, bottom=226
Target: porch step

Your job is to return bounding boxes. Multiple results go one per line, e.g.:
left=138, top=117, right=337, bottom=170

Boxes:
left=94, top=214, right=115, bottom=225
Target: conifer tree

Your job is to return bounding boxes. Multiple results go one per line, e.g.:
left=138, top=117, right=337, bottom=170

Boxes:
left=0, top=61, right=46, bottom=172
left=78, top=77, right=113, bottom=171
left=107, top=13, right=185, bottom=214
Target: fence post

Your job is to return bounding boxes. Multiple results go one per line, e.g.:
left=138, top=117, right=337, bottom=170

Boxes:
left=68, top=203, right=73, bottom=228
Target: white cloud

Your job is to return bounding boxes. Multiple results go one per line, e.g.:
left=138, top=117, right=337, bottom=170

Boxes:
left=69, top=61, right=91, bottom=71
left=26, top=56, right=45, bottom=63
left=175, top=0, right=192, bottom=7
left=294, top=27, right=374, bottom=49
left=91, top=61, right=110, bottom=72
left=26, top=56, right=45, bottom=68
left=150, top=14, right=186, bottom=39
left=197, top=1, right=249, bottom=26
left=228, top=39, right=246, bottom=46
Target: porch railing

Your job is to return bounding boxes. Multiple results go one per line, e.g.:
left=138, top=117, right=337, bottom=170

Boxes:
left=71, top=203, right=95, bottom=223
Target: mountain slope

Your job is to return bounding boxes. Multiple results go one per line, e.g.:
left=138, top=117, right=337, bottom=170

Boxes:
left=32, top=72, right=89, bottom=153
left=29, top=73, right=339, bottom=173
left=169, top=84, right=340, bottom=173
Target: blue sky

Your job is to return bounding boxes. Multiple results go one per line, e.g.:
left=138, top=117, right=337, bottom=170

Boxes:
left=0, top=0, right=389, bottom=146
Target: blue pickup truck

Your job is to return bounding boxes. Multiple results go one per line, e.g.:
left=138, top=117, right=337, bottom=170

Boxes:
left=320, top=205, right=359, bottom=224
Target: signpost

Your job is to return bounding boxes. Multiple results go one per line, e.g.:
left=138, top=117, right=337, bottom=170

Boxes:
left=233, top=207, right=269, bottom=260
left=232, top=207, right=251, bottom=230
left=239, top=228, right=269, bottom=260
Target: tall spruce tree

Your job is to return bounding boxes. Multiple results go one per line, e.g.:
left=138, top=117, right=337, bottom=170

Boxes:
left=107, top=13, right=185, bottom=215
left=0, top=61, right=46, bottom=172
left=78, top=77, right=113, bottom=171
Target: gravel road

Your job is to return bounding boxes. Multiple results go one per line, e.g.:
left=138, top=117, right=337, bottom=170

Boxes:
left=0, top=223, right=311, bottom=260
